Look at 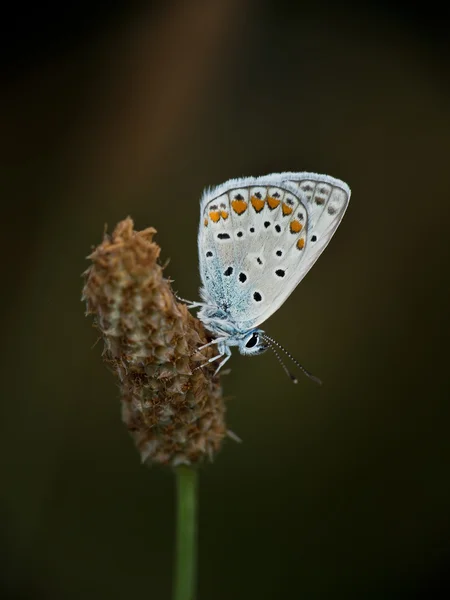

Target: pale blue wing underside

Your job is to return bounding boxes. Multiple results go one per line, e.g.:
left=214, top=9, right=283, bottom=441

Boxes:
left=198, top=172, right=350, bottom=331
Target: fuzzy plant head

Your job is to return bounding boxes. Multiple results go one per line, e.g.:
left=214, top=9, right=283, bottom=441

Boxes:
left=82, top=218, right=228, bottom=467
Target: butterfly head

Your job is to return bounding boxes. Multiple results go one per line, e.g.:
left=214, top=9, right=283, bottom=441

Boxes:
left=237, top=329, right=268, bottom=356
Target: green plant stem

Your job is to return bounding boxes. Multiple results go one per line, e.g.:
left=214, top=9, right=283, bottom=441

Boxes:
left=173, top=465, right=198, bottom=600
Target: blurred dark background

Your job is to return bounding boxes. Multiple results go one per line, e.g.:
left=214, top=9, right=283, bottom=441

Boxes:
left=1, top=1, right=449, bottom=598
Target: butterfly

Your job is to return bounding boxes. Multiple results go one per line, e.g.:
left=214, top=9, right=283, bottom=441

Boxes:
left=183, top=172, right=350, bottom=382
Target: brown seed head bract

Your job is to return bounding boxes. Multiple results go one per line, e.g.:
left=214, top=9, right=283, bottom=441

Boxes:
left=82, top=218, right=227, bottom=466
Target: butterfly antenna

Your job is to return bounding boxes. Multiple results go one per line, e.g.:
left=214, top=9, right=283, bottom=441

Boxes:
left=263, top=336, right=298, bottom=384
left=262, top=334, right=322, bottom=386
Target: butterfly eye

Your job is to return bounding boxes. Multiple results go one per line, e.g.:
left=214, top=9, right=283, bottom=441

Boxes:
left=245, top=333, right=258, bottom=348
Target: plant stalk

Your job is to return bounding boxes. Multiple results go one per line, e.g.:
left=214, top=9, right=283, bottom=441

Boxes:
left=173, top=465, right=198, bottom=600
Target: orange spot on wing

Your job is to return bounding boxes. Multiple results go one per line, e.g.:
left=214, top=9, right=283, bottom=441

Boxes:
left=282, top=203, right=293, bottom=216
left=297, top=238, right=305, bottom=250
left=267, top=196, right=280, bottom=209
left=221, top=210, right=229, bottom=220
left=290, top=220, right=303, bottom=233
left=251, top=196, right=265, bottom=212
left=204, top=218, right=208, bottom=227
left=231, top=199, right=248, bottom=215
left=209, top=211, right=220, bottom=222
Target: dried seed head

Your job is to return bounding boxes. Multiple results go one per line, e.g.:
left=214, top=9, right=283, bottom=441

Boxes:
left=82, top=217, right=227, bottom=467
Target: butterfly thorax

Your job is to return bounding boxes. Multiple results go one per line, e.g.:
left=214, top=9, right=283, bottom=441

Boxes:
left=197, top=304, right=247, bottom=339
left=198, top=304, right=268, bottom=356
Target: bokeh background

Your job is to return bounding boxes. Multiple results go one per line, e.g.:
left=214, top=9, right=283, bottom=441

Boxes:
left=2, top=1, right=449, bottom=598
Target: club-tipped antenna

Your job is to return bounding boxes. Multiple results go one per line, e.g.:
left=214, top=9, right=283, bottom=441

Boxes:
left=262, top=334, right=322, bottom=386
left=264, top=336, right=298, bottom=384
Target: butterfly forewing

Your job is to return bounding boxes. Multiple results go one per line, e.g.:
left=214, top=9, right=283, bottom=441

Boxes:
left=286, top=174, right=350, bottom=287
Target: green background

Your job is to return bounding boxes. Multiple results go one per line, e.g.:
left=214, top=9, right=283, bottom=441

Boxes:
left=2, top=2, right=449, bottom=598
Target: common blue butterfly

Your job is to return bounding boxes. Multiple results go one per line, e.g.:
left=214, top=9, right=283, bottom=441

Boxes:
left=184, top=172, right=350, bottom=381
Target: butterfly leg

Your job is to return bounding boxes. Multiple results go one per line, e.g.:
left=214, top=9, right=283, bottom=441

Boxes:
left=196, top=336, right=228, bottom=353
left=190, top=337, right=228, bottom=360
left=174, top=294, right=204, bottom=309
left=209, top=342, right=231, bottom=376
left=174, top=293, right=216, bottom=310
left=193, top=343, right=231, bottom=374
left=213, top=349, right=231, bottom=376
left=193, top=351, right=223, bottom=372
